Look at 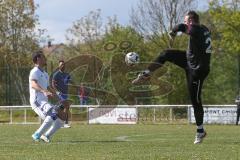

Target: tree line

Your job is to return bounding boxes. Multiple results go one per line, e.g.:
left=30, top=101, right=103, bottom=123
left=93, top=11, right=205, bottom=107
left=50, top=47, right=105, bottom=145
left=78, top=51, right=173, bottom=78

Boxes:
left=0, top=0, right=239, bottom=105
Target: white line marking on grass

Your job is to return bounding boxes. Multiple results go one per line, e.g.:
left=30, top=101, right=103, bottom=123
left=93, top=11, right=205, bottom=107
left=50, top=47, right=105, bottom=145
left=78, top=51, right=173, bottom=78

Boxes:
left=115, top=136, right=131, bottom=141
left=115, top=133, right=186, bottom=142
left=115, top=134, right=162, bottom=142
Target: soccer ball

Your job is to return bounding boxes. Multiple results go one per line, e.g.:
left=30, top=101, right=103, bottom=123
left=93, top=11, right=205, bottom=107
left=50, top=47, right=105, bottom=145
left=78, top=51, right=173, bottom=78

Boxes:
left=125, top=52, right=140, bottom=66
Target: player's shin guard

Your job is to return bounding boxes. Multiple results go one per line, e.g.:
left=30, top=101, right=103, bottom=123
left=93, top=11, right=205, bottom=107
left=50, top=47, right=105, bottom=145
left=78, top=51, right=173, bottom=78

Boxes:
left=45, top=118, right=64, bottom=138
left=35, top=115, right=54, bottom=135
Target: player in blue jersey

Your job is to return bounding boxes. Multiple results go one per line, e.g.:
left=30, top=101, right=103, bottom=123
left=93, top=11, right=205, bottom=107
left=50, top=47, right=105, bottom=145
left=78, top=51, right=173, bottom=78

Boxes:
left=52, top=60, right=72, bottom=128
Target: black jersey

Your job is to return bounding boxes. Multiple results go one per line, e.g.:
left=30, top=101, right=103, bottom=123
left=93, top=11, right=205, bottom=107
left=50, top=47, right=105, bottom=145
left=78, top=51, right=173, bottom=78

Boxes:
left=173, top=24, right=211, bottom=71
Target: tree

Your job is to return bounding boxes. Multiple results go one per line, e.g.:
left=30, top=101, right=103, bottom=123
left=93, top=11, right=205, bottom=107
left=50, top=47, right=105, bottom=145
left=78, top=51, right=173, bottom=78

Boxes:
left=0, top=0, right=39, bottom=105
left=65, top=9, right=150, bottom=104
left=209, top=0, right=240, bottom=54
left=66, top=9, right=105, bottom=54
left=130, top=0, right=196, bottom=49
left=209, top=0, right=240, bottom=97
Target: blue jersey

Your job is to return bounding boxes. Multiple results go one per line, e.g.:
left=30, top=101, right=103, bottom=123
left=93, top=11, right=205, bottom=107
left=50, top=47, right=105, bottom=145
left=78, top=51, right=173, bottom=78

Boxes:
left=52, top=70, right=71, bottom=95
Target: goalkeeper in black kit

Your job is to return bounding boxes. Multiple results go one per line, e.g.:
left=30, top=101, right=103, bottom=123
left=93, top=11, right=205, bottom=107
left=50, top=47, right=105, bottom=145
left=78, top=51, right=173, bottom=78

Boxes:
left=132, top=10, right=212, bottom=144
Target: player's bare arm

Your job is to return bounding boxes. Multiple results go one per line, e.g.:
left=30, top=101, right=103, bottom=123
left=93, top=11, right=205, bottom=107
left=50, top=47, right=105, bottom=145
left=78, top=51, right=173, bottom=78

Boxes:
left=31, top=79, right=53, bottom=98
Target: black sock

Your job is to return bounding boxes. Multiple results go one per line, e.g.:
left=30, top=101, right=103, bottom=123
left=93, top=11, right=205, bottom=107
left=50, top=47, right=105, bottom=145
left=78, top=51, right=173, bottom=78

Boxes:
left=197, top=128, right=204, bottom=133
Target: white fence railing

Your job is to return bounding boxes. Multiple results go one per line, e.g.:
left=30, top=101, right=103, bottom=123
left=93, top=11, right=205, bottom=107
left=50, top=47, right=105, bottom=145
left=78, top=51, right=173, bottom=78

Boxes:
left=0, top=105, right=237, bottom=124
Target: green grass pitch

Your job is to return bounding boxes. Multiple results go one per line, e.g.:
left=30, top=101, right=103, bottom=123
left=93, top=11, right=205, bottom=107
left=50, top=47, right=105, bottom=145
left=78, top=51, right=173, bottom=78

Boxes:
left=0, top=124, right=239, bottom=160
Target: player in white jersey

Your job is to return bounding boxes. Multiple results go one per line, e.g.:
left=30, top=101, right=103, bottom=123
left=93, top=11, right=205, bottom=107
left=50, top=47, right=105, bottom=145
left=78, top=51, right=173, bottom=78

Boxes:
left=29, top=51, right=63, bottom=143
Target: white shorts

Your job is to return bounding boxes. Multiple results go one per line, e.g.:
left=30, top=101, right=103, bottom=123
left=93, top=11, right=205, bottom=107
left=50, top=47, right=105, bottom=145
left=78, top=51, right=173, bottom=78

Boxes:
left=32, top=102, right=56, bottom=120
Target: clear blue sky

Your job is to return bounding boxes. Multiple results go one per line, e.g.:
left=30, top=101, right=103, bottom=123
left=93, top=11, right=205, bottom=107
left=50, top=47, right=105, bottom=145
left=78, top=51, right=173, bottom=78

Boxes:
left=35, top=0, right=209, bottom=44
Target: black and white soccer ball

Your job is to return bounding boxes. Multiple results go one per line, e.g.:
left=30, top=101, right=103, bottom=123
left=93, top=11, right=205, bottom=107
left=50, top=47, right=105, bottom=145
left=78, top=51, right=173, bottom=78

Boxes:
left=125, top=52, right=140, bottom=66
